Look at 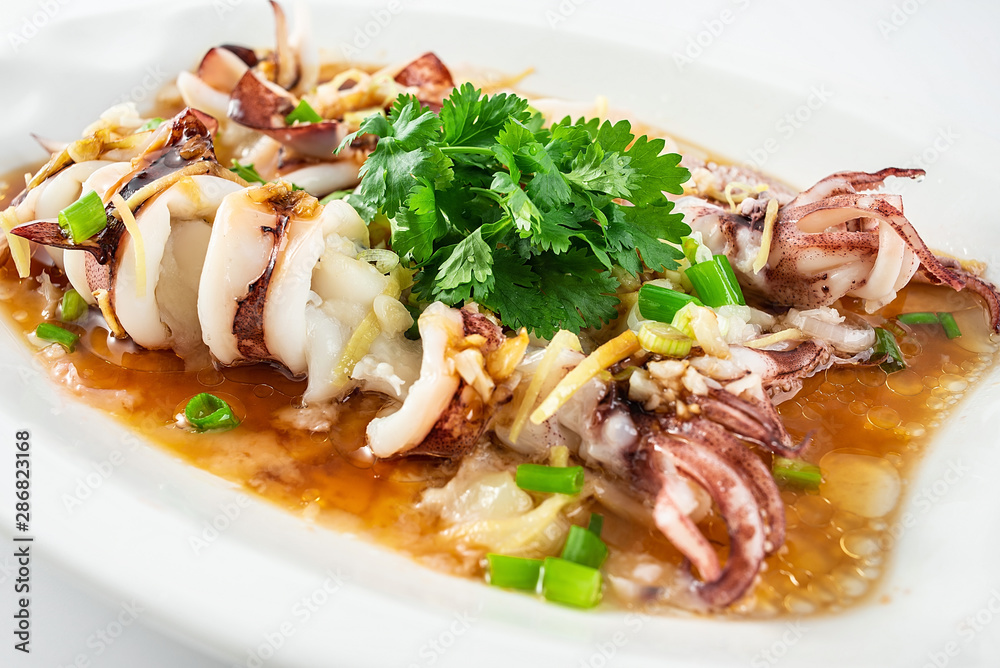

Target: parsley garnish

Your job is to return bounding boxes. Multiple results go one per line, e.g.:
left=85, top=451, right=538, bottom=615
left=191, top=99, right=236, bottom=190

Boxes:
left=229, top=160, right=267, bottom=184
left=338, top=84, right=691, bottom=337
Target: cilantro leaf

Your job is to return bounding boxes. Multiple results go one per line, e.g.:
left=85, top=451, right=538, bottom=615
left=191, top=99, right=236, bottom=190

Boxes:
left=393, top=182, right=448, bottom=263
left=619, top=135, right=689, bottom=202
left=488, top=250, right=551, bottom=333
left=535, top=250, right=621, bottom=334
left=346, top=85, right=693, bottom=336
left=431, top=228, right=495, bottom=303
left=606, top=202, right=689, bottom=274
left=230, top=160, right=267, bottom=184
left=440, top=83, right=532, bottom=147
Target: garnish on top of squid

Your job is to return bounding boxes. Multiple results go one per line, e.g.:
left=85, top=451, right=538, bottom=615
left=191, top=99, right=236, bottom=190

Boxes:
left=2, top=0, right=998, bottom=619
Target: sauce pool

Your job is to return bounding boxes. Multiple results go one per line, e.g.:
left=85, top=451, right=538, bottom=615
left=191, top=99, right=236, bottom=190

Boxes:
left=2, top=168, right=997, bottom=618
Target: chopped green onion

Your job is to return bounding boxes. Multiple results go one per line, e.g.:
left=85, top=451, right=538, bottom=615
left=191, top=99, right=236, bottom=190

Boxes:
left=229, top=160, right=267, bottom=184
left=637, top=284, right=702, bottom=323
left=184, top=393, right=240, bottom=432
left=35, top=322, right=79, bottom=352
left=541, top=557, right=602, bottom=608
left=713, top=255, right=746, bottom=305
left=138, top=117, right=165, bottom=132
left=587, top=513, right=604, bottom=536
left=873, top=327, right=906, bottom=373
left=60, top=289, right=87, bottom=322
left=685, top=255, right=745, bottom=307
left=357, top=248, right=400, bottom=274
left=319, top=190, right=353, bottom=204
left=637, top=321, right=693, bottom=357
left=681, top=236, right=705, bottom=265
left=880, top=318, right=907, bottom=340
left=284, top=99, right=323, bottom=125
left=773, top=457, right=822, bottom=489
left=57, top=190, right=107, bottom=243
left=515, top=464, right=584, bottom=495
left=896, top=311, right=939, bottom=325
left=560, top=525, right=608, bottom=569
left=938, top=312, right=962, bottom=339
left=487, top=554, right=542, bottom=591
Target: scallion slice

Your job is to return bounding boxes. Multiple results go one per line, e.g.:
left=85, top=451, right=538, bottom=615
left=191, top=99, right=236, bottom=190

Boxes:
left=587, top=513, right=604, bottom=537
left=938, top=312, right=962, bottom=339
left=515, top=464, right=584, bottom=495
left=35, top=322, right=79, bottom=352
left=713, top=255, right=746, bottom=305
left=285, top=99, right=323, bottom=125
left=139, top=117, right=165, bottom=131
left=681, top=236, right=703, bottom=265
left=60, top=289, right=87, bottom=322
left=541, top=557, right=602, bottom=608
left=229, top=160, right=267, bottom=184
left=896, top=311, right=939, bottom=325
left=873, top=327, right=906, bottom=373
left=184, top=393, right=240, bottom=432
left=487, top=554, right=542, bottom=591
left=57, top=190, right=107, bottom=243
left=773, top=457, right=822, bottom=489
left=685, top=254, right=745, bottom=307
left=560, top=525, right=608, bottom=570
left=637, top=284, right=702, bottom=323
left=637, top=321, right=693, bottom=357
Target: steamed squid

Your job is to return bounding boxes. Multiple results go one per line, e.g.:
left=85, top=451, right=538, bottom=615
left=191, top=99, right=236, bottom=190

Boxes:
left=198, top=181, right=420, bottom=404
left=11, top=109, right=247, bottom=362
left=677, top=168, right=1000, bottom=330
left=1, top=104, right=161, bottom=275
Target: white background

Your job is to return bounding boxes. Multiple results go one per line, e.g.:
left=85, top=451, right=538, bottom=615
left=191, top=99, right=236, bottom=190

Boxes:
left=1, top=0, right=998, bottom=666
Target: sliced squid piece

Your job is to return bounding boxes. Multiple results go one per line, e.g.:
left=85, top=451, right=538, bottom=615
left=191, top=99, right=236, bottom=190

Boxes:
left=366, top=303, right=465, bottom=458
left=53, top=174, right=242, bottom=359
left=7, top=160, right=119, bottom=270
left=198, top=184, right=416, bottom=402
left=114, top=175, right=245, bottom=358
left=678, top=169, right=994, bottom=319
left=177, top=47, right=253, bottom=121
left=279, top=161, right=361, bottom=197
left=62, top=162, right=134, bottom=304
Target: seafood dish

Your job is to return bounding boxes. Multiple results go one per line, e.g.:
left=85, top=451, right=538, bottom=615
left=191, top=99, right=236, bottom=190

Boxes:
left=1, top=1, right=998, bottom=617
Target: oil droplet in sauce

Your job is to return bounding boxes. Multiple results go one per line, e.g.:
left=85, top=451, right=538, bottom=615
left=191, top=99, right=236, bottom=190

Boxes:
left=886, top=369, right=923, bottom=396
left=1, top=223, right=997, bottom=618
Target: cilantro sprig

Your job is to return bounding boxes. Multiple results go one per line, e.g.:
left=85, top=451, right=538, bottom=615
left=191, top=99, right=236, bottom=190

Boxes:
left=338, top=83, right=691, bottom=338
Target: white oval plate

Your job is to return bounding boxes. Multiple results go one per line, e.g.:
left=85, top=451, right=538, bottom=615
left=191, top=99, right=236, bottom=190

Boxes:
left=2, top=1, right=999, bottom=666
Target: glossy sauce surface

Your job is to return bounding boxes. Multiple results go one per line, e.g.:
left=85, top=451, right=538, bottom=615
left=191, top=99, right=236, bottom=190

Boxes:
left=2, top=158, right=997, bottom=617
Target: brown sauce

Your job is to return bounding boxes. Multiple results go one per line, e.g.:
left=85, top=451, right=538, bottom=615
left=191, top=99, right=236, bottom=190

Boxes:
left=2, top=145, right=997, bottom=618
